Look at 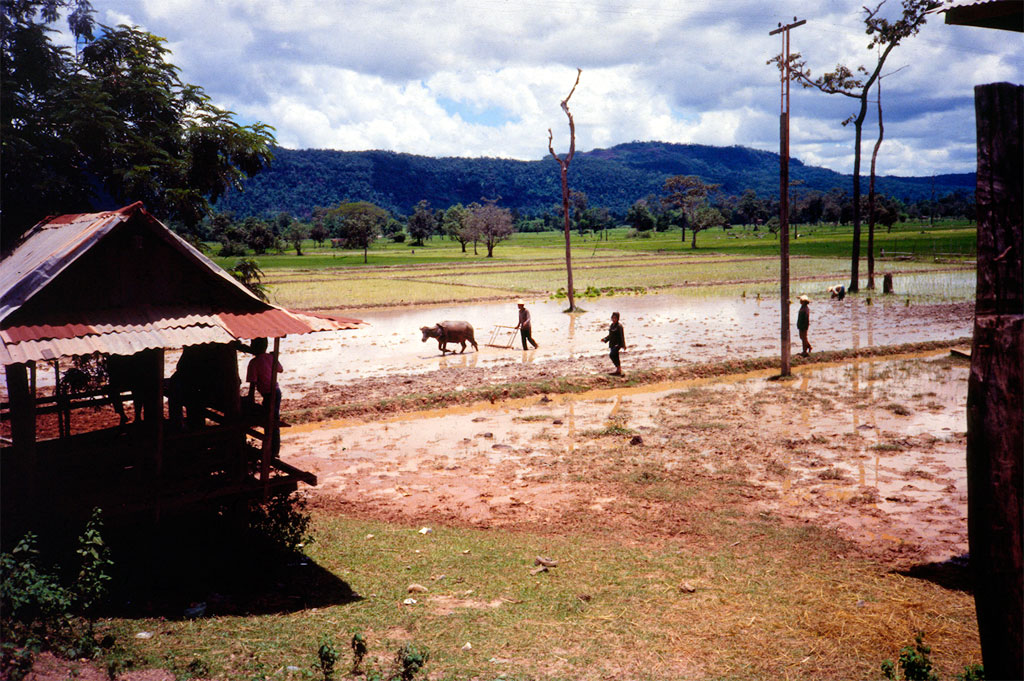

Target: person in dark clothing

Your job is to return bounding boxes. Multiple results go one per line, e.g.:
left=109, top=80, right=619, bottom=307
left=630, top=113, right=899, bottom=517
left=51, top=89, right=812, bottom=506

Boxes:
left=601, top=312, right=627, bottom=376
left=515, top=299, right=539, bottom=350
left=797, top=296, right=812, bottom=357
left=244, top=337, right=283, bottom=455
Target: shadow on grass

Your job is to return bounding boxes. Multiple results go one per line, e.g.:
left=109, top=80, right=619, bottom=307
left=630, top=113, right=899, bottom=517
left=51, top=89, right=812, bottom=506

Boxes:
left=894, top=554, right=973, bottom=594
left=95, top=513, right=361, bottom=620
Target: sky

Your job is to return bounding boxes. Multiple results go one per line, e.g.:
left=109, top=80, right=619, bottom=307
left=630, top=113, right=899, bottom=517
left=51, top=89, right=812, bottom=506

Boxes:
left=79, top=0, right=1022, bottom=177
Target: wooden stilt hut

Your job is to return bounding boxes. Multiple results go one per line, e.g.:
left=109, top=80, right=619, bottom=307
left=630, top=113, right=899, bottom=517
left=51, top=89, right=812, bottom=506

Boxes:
left=0, top=202, right=363, bottom=537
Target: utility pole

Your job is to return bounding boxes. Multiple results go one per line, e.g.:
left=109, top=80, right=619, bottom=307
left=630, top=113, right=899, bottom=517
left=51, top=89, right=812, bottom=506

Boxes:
left=770, top=17, right=805, bottom=377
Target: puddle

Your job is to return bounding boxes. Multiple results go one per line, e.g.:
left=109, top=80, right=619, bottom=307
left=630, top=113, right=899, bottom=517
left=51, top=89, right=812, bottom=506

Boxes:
left=284, top=353, right=969, bottom=562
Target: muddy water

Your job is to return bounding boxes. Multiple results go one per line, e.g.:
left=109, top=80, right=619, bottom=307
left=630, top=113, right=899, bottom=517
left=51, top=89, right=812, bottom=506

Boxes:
left=6, top=273, right=972, bottom=399
left=284, top=353, right=968, bottom=563
left=754, top=357, right=968, bottom=563
left=279, top=291, right=972, bottom=397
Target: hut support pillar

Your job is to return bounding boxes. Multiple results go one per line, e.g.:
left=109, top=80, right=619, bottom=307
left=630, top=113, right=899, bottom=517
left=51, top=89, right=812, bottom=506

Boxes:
left=260, top=337, right=281, bottom=498
left=5, top=362, right=37, bottom=501
left=967, top=81, right=1023, bottom=680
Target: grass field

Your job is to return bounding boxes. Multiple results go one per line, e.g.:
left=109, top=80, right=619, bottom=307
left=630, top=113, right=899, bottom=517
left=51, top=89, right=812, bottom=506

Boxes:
left=96, top=512, right=976, bottom=680
left=208, top=221, right=976, bottom=309
left=211, top=220, right=976, bottom=272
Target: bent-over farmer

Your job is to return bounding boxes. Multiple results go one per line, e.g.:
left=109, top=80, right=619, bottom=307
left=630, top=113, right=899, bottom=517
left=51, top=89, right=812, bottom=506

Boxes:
left=515, top=299, right=539, bottom=350
left=796, top=295, right=812, bottom=357
left=601, top=311, right=627, bottom=376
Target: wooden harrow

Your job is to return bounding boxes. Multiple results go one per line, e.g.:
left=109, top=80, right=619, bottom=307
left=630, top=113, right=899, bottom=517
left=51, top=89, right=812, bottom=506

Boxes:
left=485, top=325, right=518, bottom=349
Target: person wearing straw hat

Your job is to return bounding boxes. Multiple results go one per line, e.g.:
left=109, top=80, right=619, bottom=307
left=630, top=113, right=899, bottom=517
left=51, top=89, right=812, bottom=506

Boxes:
left=514, top=299, right=539, bottom=350
left=797, top=295, right=812, bottom=357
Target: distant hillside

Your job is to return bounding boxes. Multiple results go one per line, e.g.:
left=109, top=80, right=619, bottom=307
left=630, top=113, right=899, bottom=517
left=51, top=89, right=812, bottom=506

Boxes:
left=215, top=141, right=975, bottom=219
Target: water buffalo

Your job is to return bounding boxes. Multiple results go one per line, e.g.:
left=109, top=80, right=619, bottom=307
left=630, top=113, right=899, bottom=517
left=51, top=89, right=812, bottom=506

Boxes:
left=420, top=320, right=478, bottom=355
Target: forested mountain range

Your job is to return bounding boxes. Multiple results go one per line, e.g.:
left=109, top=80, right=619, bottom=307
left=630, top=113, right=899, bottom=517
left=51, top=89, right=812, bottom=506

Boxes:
left=214, top=141, right=975, bottom=219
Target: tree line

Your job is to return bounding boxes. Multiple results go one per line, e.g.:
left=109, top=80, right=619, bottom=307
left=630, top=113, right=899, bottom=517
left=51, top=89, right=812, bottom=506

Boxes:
left=201, top=180, right=974, bottom=259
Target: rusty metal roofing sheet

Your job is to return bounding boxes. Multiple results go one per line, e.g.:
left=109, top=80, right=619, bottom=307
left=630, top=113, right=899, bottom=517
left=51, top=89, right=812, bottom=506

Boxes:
left=0, top=209, right=126, bottom=322
left=0, top=204, right=366, bottom=365
left=0, top=326, right=235, bottom=366
left=0, top=202, right=272, bottom=324
left=289, top=310, right=365, bottom=331
left=0, top=308, right=365, bottom=364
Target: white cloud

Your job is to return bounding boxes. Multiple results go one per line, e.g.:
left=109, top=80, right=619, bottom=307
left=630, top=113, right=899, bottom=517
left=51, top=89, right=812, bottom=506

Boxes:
left=79, top=0, right=1023, bottom=175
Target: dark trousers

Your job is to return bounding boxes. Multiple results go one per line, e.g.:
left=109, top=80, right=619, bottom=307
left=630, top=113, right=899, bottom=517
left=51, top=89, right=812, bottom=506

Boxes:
left=609, top=346, right=621, bottom=369
left=520, top=326, right=538, bottom=350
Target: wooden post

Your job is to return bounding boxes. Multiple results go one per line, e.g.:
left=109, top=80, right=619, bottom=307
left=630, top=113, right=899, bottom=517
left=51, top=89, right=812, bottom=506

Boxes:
left=967, top=82, right=1023, bottom=681
left=261, top=337, right=281, bottom=498
left=770, top=18, right=804, bottom=377
left=5, top=363, right=37, bottom=503
left=143, top=349, right=165, bottom=477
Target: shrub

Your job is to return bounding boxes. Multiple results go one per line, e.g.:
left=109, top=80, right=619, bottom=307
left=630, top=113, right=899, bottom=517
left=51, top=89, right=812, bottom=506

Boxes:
left=881, top=632, right=939, bottom=681
left=394, top=643, right=429, bottom=681
left=350, top=632, right=367, bottom=674
left=317, top=637, right=338, bottom=681
left=247, top=491, right=314, bottom=555
left=0, top=510, right=116, bottom=680
left=75, top=508, right=114, bottom=617
left=218, top=240, right=247, bottom=257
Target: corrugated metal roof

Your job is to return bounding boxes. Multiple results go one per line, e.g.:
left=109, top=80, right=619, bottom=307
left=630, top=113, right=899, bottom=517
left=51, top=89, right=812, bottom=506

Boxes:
left=0, top=326, right=234, bottom=366
left=0, top=203, right=365, bottom=365
left=0, top=209, right=126, bottom=323
left=937, top=0, right=1023, bottom=30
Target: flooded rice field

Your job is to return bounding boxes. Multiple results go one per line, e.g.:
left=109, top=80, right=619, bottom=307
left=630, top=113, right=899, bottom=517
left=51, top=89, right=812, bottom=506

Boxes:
left=281, top=286, right=972, bottom=397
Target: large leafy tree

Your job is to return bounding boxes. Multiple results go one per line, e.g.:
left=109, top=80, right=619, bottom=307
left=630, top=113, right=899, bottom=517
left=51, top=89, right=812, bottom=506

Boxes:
left=1, top=0, right=275, bottom=248
left=625, top=200, right=655, bottom=232
left=441, top=203, right=473, bottom=253
left=774, top=0, right=935, bottom=292
left=688, top=205, right=725, bottom=249
left=468, top=200, right=514, bottom=258
left=328, top=201, right=388, bottom=262
left=662, top=175, right=720, bottom=245
left=406, top=200, right=436, bottom=246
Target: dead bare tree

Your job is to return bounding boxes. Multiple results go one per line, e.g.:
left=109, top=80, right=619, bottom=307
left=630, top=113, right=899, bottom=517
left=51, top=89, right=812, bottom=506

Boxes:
left=548, top=68, right=582, bottom=312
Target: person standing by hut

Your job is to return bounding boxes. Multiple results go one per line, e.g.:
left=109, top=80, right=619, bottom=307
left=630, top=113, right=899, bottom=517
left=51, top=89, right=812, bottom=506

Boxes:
left=601, top=311, right=627, bottom=376
left=245, top=337, right=283, bottom=454
left=796, top=296, right=812, bottom=357
left=515, top=299, right=539, bottom=350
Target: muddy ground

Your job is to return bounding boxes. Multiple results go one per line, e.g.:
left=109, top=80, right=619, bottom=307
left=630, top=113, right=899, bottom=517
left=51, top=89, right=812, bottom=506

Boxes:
left=287, top=352, right=970, bottom=570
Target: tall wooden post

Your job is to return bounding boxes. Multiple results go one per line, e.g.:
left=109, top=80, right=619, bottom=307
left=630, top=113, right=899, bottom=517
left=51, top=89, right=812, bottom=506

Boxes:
left=770, top=18, right=804, bottom=377
left=966, top=81, right=1022, bottom=681
left=5, top=362, right=37, bottom=505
